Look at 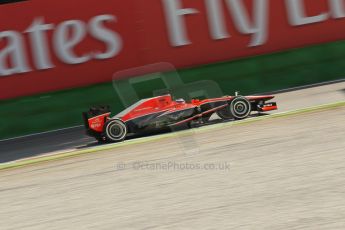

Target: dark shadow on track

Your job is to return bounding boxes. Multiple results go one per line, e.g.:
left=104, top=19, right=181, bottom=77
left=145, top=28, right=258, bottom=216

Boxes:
left=0, top=113, right=271, bottom=163
left=76, top=113, right=270, bottom=150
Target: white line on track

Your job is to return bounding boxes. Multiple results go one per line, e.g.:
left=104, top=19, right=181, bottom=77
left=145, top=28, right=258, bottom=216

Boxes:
left=0, top=125, right=83, bottom=142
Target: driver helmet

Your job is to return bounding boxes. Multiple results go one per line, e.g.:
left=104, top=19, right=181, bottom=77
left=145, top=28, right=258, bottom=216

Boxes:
left=175, top=98, right=186, bottom=104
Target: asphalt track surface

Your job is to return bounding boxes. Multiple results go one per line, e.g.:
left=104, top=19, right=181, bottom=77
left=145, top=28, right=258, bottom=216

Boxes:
left=0, top=81, right=344, bottom=163
left=1, top=103, right=345, bottom=229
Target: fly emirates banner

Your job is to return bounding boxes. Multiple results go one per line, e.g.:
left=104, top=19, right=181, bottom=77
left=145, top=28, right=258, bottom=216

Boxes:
left=1, top=0, right=345, bottom=99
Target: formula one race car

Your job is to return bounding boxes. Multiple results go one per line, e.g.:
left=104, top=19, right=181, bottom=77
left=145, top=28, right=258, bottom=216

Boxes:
left=83, top=94, right=277, bottom=143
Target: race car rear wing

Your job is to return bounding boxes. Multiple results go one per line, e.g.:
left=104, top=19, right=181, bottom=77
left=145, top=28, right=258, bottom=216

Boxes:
left=82, top=106, right=111, bottom=134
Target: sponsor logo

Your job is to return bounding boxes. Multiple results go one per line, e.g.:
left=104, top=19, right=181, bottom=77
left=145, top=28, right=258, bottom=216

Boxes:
left=90, top=117, right=103, bottom=129
left=0, top=14, right=122, bottom=76
left=163, top=0, right=345, bottom=47
left=90, top=123, right=102, bottom=129
left=2, top=1, right=345, bottom=99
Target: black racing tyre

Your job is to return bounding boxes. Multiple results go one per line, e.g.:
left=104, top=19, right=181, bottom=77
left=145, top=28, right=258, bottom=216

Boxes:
left=103, top=119, right=127, bottom=142
left=216, top=96, right=251, bottom=120
left=229, top=96, right=252, bottom=120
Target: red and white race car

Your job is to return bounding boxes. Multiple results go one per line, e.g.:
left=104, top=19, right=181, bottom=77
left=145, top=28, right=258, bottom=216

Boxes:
left=83, top=94, right=277, bottom=143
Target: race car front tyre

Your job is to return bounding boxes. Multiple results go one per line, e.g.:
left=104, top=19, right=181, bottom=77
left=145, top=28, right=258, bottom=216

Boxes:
left=229, top=96, right=252, bottom=120
left=103, top=119, right=127, bottom=142
left=216, top=96, right=251, bottom=120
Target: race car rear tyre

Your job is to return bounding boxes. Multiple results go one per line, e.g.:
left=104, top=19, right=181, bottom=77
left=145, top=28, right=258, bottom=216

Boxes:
left=229, top=96, right=252, bottom=120
left=216, top=96, right=251, bottom=120
left=103, top=119, right=127, bottom=142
